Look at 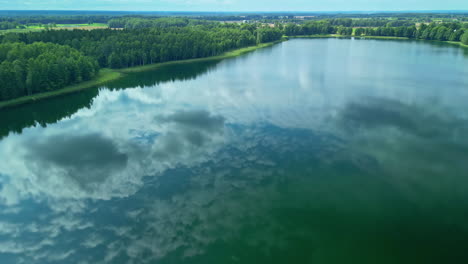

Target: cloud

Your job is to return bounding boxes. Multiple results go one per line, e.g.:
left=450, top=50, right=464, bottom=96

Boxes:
left=157, top=110, right=225, bottom=132
left=81, top=233, right=106, bottom=249
left=153, top=110, right=225, bottom=156
left=0, top=97, right=227, bottom=206
left=338, top=97, right=463, bottom=138
left=26, top=133, right=128, bottom=189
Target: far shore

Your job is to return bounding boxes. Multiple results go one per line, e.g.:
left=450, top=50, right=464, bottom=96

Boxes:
left=288, top=34, right=409, bottom=40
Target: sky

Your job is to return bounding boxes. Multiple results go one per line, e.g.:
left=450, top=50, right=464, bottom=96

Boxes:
left=1, top=0, right=468, bottom=12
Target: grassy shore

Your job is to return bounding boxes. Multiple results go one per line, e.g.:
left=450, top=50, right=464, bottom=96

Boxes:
left=290, top=34, right=468, bottom=48
left=446, top=41, right=468, bottom=48
left=0, top=40, right=283, bottom=109
left=0, top=69, right=121, bottom=109
left=118, top=40, right=283, bottom=73
left=289, top=34, right=344, bottom=38
left=288, top=34, right=409, bottom=40
left=356, top=36, right=409, bottom=40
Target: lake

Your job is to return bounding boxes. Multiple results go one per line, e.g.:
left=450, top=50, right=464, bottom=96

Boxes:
left=1, top=38, right=468, bottom=264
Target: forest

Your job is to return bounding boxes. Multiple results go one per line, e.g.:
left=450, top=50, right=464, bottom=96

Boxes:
left=0, top=42, right=98, bottom=101
left=0, top=21, right=20, bottom=30
left=0, top=14, right=467, bottom=103
left=107, top=17, right=213, bottom=29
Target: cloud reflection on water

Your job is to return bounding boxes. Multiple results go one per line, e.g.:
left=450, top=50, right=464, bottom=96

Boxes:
left=0, top=39, right=468, bottom=263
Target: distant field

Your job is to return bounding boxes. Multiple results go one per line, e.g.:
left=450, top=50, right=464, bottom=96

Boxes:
left=0, top=23, right=108, bottom=34
left=54, top=23, right=108, bottom=28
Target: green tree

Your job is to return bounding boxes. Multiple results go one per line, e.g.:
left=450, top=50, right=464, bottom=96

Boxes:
left=462, top=31, right=468, bottom=45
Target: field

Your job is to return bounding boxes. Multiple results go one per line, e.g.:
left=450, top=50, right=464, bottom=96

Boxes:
left=52, top=23, right=108, bottom=29
left=0, top=23, right=108, bottom=34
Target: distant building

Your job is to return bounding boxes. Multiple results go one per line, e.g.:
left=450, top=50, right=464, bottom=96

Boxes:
left=294, top=16, right=316, bottom=20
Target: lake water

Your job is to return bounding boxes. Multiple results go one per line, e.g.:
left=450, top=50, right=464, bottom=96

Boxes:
left=1, top=38, right=468, bottom=264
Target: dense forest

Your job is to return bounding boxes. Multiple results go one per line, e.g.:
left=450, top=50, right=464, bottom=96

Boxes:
left=0, top=14, right=467, bottom=103
left=0, top=21, right=20, bottom=30
left=13, top=26, right=280, bottom=68
left=0, top=42, right=98, bottom=101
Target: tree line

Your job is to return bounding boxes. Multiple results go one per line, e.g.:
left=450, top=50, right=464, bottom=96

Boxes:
left=309, top=13, right=468, bottom=22
left=108, top=17, right=214, bottom=29
left=357, top=22, right=468, bottom=43
left=284, top=21, right=336, bottom=36
left=327, top=18, right=415, bottom=28
left=284, top=21, right=468, bottom=44
left=0, top=21, right=21, bottom=30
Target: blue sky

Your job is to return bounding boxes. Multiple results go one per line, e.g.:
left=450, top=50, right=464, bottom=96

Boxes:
left=1, top=0, right=467, bottom=11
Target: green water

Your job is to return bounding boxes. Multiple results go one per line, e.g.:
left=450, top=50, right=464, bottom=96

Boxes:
left=1, top=38, right=468, bottom=264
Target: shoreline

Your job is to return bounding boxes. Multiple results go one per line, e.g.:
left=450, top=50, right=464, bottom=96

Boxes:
left=0, top=69, right=122, bottom=110
left=288, top=34, right=409, bottom=40
left=0, top=40, right=284, bottom=110
left=446, top=41, right=468, bottom=48
left=288, top=34, right=468, bottom=46
left=117, top=40, right=283, bottom=74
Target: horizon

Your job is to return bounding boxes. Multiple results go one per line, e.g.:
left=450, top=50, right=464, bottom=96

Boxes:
left=1, top=9, right=468, bottom=13
left=2, top=0, right=468, bottom=12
